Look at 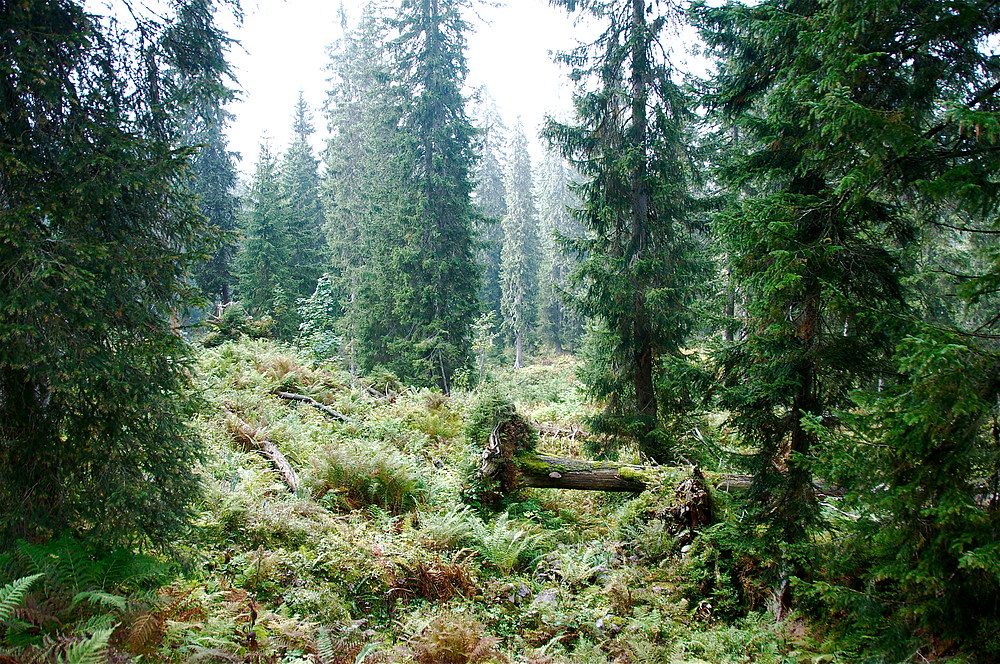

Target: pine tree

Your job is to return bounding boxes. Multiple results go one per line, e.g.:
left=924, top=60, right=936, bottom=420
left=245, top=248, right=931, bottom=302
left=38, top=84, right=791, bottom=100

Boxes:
left=0, top=0, right=232, bottom=546
left=499, top=122, right=541, bottom=369
left=545, top=0, right=704, bottom=459
left=280, top=93, right=328, bottom=302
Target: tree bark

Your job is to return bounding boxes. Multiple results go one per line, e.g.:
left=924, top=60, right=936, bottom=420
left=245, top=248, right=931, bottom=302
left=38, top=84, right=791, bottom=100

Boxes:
left=516, top=455, right=646, bottom=492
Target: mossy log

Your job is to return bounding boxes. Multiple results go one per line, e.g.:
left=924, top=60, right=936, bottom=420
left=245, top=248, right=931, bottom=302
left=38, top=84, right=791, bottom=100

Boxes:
left=514, top=454, right=648, bottom=492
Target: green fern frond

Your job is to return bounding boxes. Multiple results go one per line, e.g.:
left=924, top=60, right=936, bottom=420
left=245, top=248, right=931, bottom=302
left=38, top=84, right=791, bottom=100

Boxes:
left=316, top=626, right=335, bottom=663
left=354, top=643, right=379, bottom=664
left=0, top=573, right=43, bottom=622
left=72, top=591, right=127, bottom=612
left=61, top=626, right=115, bottom=664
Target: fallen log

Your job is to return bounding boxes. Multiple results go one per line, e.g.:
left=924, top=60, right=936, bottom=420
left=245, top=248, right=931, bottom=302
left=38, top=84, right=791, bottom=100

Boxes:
left=515, top=455, right=646, bottom=492
left=501, top=451, right=841, bottom=497
left=533, top=423, right=590, bottom=440
left=224, top=411, right=300, bottom=493
left=274, top=391, right=349, bottom=422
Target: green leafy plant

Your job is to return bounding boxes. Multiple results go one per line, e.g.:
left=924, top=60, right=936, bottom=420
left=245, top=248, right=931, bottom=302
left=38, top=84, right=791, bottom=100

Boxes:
left=0, top=574, right=42, bottom=622
left=470, top=512, right=546, bottom=575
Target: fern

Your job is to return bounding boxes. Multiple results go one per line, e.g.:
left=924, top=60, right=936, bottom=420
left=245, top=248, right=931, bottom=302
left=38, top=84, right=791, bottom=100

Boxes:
left=316, top=626, right=336, bottom=663
left=470, top=512, right=545, bottom=574
left=355, top=642, right=379, bottom=664
left=61, top=626, right=115, bottom=664
left=71, top=591, right=127, bottom=612
left=0, top=573, right=42, bottom=622
left=126, top=610, right=164, bottom=654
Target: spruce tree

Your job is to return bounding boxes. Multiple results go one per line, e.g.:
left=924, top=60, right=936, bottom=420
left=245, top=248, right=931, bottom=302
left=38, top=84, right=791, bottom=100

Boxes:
left=499, top=122, right=541, bottom=369
left=235, top=142, right=296, bottom=337
left=387, top=0, right=480, bottom=390
left=323, top=4, right=411, bottom=377
left=190, top=123, right=239, bottom=306
left=0, top=0, right=232, bottom=546
left=167, top=0, right=240, bottom=307
left=536, top=150, right=584, bottom=353
left=695, top=0, right=1000, bottom=627
left=470, top=88, right=508, bottom=322
left=280, top=93, right=328, bottom=302
left=545, top=0, right=704, bottom=460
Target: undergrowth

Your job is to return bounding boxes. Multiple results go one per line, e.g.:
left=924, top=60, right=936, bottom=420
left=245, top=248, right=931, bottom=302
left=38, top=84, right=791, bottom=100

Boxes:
left=0, top=340, right=844, bottom=663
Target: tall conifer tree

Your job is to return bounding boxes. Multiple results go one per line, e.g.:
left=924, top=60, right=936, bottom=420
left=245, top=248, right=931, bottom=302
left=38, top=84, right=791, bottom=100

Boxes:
left=500, top=122, right=541, bottom=369
left=169, top=0, right=240, bottom=307
left=696, top=0, right=1000, bottom=625
left=324, top=4, right=412, bottom=377
left=0, top=0, right=234, bottom=545
left=536, top=150, right=584, bottom=353
left=470, top=88, right=508, bottom=321
left=235, top=143, right=296, bottom=337
left=546, top=0, right=703, bottom=459
left=280, top=93, right=328, bottom=301
left=388, top=0, right=480, bottom=390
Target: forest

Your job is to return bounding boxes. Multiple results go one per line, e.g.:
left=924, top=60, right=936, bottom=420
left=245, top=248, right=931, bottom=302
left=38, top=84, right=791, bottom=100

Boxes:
left=2, top=0, right=1000, bottom=662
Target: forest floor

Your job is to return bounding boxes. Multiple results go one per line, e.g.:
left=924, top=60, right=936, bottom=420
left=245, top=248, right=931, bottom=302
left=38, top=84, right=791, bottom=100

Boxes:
left=3, top=339, right=847, bottom=663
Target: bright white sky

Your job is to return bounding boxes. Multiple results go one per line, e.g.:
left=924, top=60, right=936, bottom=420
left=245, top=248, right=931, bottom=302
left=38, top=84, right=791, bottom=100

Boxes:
left=224, top=0, right=585, bottom=173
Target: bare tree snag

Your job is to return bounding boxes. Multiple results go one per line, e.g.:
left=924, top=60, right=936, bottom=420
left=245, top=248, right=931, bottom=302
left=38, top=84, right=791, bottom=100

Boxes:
left=224, top=411, right=300, bottom=493
left=274, top=391, right=350, bottom=422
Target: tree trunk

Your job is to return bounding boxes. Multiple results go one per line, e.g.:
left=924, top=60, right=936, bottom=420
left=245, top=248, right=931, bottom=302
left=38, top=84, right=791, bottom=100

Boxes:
left=224, top=412, right=300, bottom=493
left=516, top=455, right=647, bottom=491
left=513, top=331, right=524, bottom=369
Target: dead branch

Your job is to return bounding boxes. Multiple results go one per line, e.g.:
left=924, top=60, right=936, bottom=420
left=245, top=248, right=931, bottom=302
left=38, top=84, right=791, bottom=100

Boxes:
left=274, top=391, right=350, bottom=422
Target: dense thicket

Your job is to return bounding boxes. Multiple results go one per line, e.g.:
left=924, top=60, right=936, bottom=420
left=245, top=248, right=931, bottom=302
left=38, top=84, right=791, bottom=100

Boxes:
left=0, top=0, right=233, bottom=546
left=696, top=0, right=1000, bottom=650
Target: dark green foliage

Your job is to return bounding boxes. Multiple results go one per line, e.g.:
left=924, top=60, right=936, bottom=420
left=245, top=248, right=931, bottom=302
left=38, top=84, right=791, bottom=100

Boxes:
left=546, top=0, right=707, bottom=461
left=695, top=0, right=1000, bottom=651
left=0, top=0, right=228, bottom=547
left=470, top=89, right=508, bottom=322
left=464, top=390, right=538, bottom=455
left=189, top=123, right=240, bottom=305
left=280, top=93, right=328, bottom=302
left=386, top=0, right=481, bottom=391
left=235, top=143, right=298, bottom=338
left=323, top=2, right=479, bottom=390
left=536, top=151, right=584, bottom=354
left=171, top=0, right=240, bottom=306
left=808, top=331, right=1000, bottom=657
left=322, top=5, right=406, bottom=377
